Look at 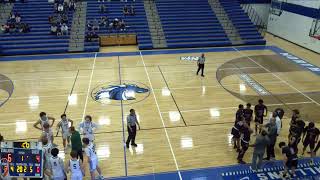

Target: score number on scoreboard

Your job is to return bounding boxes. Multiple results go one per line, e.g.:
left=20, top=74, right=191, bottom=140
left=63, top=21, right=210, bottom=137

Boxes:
left=1, top=141, right=43, bottom=178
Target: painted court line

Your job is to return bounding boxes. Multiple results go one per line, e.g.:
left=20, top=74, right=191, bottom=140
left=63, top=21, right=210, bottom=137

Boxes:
left=161, top=101, right=314, bottom=114
left=3, top=80, right=283, bottom=100
left=233, top=47, right=320, bottom=106
left=139, top=51, right=183, bottom=180
left=0, top=75, right=89, bottom=83
left=82, top=52, right=97, bottom=120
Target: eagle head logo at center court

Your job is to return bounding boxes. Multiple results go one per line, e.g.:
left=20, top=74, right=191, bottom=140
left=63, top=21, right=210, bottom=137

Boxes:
left=91, top=81, right=150, bottom=105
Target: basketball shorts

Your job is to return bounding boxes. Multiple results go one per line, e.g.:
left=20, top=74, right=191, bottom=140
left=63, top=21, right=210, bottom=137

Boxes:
left=89, top=158, right=99, bottom=172
left=303, top=139, right=316, bottom=149
left=255, top=116, right=263, bottom=124
left=62, top=132, right=70, bottom=139
left=286, top=159, right=298, bottom=169
left=71, top=173, right=83, bottom=180
left=231, top=127, right=240, bottom=139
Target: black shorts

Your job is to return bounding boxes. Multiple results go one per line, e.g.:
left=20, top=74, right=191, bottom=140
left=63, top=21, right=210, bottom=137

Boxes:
left=286, top=159, right=298, bottom=169
left=255, top=116, right=263, bottom=124
left=303, top=139, right=316, bottom=149
left=231, top=128, right=240, bottom=139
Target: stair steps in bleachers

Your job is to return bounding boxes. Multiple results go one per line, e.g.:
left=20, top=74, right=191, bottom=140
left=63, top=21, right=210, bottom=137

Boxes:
left=0, top=3, right=14, bottom=30
left=143, top=0, right=167, bottom=48
left=208, top=0, right=243, bottom=45
left=69, top=1, right=88, bottom=52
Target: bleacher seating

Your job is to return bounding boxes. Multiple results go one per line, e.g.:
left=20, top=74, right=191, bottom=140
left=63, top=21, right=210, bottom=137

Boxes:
left=156, top=0, right=232, bottom=48
left=0, top=0, right=98, bottom=56
left=85, top=0, right=152, bottom=50
left=219, top=0, right=266, bottom=45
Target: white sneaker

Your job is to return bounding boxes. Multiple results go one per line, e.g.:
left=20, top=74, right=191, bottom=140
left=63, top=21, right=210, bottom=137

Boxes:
left=98, top=175, right=105, bottom=180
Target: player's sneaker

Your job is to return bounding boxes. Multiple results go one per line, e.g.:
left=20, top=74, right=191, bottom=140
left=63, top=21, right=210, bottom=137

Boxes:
left=98, top=175, right=105, bottom=180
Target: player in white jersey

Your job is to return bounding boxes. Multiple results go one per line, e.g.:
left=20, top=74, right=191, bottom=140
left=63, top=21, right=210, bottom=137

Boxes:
left=79, top=115, right=98, bottom=142
left=67, top=151, right=85, bottom=180
left=57, top=114, right=73, bottom=150
left=48, top=148, right=66, bottom=180
left=40, top=137, right=53, bottom=180
left=82, top=138, right=104, bottom=180
left=42, top=122, right=54, bottom=144
left=34, top=112, right=55, bottom=130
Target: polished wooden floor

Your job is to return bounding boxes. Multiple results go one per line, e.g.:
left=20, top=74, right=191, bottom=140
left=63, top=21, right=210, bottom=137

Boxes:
left=1, top=35, right=320, bottom=178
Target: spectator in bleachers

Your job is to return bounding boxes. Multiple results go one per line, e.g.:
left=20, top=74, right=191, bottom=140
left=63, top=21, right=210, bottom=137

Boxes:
left=50, top=24, right=58, bottom=35
left=99, top=4, right=106, bottom=13
left=123, top=5, right=129, bottom=15
left=22, top=23, right=30, bottom=33
left=99, top=16, right=108, bottom=28
left=119, top=18, right=126, bottom=31
left=113, top=18, right=119, bottom=28
left=61, top=23, right=68, bottom=35
left=62, top=14, right=68, bottom=23
left=69, top=1, right=76, bottom=10
left=93, top=19, right=99, bottom=31
left=56, top=26, right=62, bottom=36
left=86, top=30, right=98, bottom=42
left=87, top=20, right=93, bottom=31
left=1, top=24, right=9, bottom=33
left=9, top=12, right=15, bottom=22
left=15, top=14, right=21, bottom=23
left=58, top=4, right=64, bottom=13
left=8, top=23, right=15, bottom=33
left=130, top=5, right=135, bottom=15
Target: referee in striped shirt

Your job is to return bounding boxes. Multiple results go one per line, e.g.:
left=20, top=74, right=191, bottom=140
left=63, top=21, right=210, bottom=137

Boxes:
left=196, top=53, right=205, bottom=77
left=126, top=109, right=140, bottom=148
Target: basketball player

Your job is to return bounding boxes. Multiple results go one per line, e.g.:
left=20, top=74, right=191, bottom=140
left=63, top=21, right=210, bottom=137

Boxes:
left=290, top=109, right=300, bottom=126
left=67, top=151, right=85, bottom=180
left=231, top=105, right=244, bottom=152
left=254, top=99, right=268, bottom=135
left=79, top=115, right=98, bottom=143
left=41, top=137, right=53, bottom=180
left=243, top=103, right=253, bottom=126
left=237, top=120, right=252, bottom=164
left=279, top=141, right=298, bottom=178
left=56, top=114, right=73, bottom=150
left=302, top=122, right=320, bottom=160
left=289, top=118, right=305, bottom=153
left=82, top=138, right=104, bottom=180
left=42, top=122, right=54, bottom=144
left=48, top=148, right=66, bottom=180
left=34, top=112, right=55, bottom=130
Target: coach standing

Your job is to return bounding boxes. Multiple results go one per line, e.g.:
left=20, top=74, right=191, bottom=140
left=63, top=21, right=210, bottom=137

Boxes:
left=126, top=109, right=140, bottom=148
left=196, top=53, right=205, bottom=77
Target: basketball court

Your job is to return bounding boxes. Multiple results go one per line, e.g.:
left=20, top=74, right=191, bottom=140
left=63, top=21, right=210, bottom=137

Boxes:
left=1, top=36, right=320, bottom=179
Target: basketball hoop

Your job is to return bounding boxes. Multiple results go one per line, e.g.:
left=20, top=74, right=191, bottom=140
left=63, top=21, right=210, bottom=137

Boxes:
left=0, top=158, right=9, bottom=178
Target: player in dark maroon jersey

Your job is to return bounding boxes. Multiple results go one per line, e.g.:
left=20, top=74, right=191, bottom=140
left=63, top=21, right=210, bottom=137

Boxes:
left=243, top=103, right=253, bottom=127
left=231, top=104, right=244, bottom=152
left=302, top=122, right=320, bottom=160
left=237, top=120, right=253, bottom=164
left=254, top=99, right=267, bottom=135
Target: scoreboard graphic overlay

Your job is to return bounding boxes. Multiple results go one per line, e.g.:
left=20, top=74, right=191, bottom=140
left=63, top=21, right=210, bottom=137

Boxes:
left=1, top=141, right=44, bottom=178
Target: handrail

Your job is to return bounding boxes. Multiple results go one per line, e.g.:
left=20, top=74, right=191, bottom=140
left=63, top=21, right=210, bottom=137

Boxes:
left=241, top=4, right=267, bottom=37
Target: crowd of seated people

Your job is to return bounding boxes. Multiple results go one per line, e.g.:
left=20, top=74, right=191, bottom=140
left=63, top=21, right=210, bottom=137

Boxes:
left=1, top=12, right=30, bottom=33
left=49, top=0, right=75, bottom=36
left=123, top=4, right=135, bottom=16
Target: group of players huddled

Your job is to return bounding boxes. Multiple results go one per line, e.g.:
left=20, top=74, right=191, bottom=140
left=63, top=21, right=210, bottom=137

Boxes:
left=231, top=99, right=320, bottom=178
left=33, top=112, right=104, bottom=180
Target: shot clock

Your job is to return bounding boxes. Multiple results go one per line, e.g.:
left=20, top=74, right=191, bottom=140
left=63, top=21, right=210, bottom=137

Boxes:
left=0, top=141, right=43, bottom=178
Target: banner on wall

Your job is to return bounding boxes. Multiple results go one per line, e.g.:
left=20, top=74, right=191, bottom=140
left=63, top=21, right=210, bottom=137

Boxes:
left=180, top=56, right=200, bottom=61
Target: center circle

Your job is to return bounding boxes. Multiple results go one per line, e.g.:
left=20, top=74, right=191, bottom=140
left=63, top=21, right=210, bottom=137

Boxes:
left=91, top=80, right=151, bottom=106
